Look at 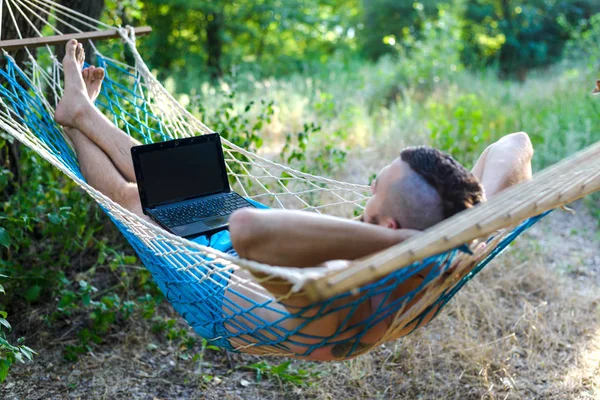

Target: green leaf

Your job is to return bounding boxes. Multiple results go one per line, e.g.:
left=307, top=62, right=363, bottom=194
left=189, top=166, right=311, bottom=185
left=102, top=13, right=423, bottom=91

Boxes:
left=124, top=255, right=137, bottom=265
left=272, top=361, right=291, bottom=375
left=0, top=336, right=13, bottom=348
left=58, top=292, right=75, bottom=309
left=47, top=213, right=61, bottom=225
left=24, top=285, right=41, bottom=303
left=0, top=227, right=9, bottom=248
left=0, top=318, right=11, bottom=330
left=0, top=359, right=11, bottom=383
left=0, top=311, right=6, bottom=318
left=82, top=293, right=91, bottom=306
left=97, top=250, right=107, bottom=265
left=19, top=346, right=35, bottom=361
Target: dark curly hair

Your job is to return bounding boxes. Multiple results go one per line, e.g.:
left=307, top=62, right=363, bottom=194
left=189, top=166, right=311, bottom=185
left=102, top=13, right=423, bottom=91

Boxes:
left=400, top=146, right=484, bottom=219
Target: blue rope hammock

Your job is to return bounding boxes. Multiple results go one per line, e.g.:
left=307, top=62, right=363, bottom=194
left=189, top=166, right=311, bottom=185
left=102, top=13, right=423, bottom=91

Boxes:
left=0, top=55, right=548, bottom=358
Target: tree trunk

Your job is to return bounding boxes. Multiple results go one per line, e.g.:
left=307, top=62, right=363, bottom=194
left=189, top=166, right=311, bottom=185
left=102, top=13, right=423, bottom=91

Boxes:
left=0, top=1, right=105, bottom=194
left=206, top=11, right=224, bottom=80
left=0, top=139, right=21, bottom=200
left=498, top=0, right=519, bottom=80
left=0, top=1, right=48, bottom=66
left=0, top=1, right=49, bottom=194
left=55, top=0, right=106, bottom=65
left=114, top=0, right=137, bottom=66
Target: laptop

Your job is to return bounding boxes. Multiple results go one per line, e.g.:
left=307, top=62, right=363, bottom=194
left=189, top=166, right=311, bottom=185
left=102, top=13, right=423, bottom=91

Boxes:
left=131, top=133, right=255, bottom=238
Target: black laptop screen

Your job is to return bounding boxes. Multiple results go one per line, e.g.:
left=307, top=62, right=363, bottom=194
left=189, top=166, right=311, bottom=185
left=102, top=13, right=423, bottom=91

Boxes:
left=137, top=140, right=226, bottom=207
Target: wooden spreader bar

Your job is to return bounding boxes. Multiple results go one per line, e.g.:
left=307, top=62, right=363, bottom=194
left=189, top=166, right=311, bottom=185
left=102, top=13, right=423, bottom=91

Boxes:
left=0, top=26, right=152, bottom=52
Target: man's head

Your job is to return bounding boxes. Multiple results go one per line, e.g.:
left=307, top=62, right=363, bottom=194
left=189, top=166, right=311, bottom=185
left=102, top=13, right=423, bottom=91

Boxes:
left=363, top=146, right=485, bottom=231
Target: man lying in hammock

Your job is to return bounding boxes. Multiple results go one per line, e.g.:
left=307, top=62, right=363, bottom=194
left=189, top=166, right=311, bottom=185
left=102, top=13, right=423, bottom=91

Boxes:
left=55, top=40, right=534, bottom=360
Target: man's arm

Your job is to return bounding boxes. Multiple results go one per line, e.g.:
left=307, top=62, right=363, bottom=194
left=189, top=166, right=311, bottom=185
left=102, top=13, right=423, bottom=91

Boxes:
left=472, top=132, right=534, bottom=198
left=229, top=208, right=419, bottom=267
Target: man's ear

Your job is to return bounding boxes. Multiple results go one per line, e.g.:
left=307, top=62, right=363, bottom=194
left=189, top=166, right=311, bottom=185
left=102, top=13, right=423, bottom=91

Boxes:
left=383, top=217, right=399, bottom=230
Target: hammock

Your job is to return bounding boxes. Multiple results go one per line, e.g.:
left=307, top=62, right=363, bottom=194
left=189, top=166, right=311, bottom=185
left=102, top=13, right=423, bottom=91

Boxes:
left=0, top=0, right=599, bottom=359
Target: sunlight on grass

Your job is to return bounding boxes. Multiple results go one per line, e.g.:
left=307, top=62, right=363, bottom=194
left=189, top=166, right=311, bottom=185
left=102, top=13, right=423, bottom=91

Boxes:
left=563, top=325, right=600, bottom=396
left=187, top=59, right=599, bottom=188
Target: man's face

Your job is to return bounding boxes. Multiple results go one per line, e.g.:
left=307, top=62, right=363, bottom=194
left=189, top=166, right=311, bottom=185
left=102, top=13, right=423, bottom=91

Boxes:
left=362, top=158, right=409, bottom=229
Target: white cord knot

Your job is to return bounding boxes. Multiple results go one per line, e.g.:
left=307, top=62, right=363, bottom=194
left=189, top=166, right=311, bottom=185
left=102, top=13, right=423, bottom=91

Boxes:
left=117, top=26, right=128, bottom=39
left=117, top=26, right=137, bottom=44
left=126, top=25, right=136, bottom=42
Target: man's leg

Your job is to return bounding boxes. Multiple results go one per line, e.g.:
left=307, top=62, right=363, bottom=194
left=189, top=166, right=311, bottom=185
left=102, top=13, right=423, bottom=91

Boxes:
left=55, top=39, right=141, bottom=183
left=472, top=132, right=534, bottom=198
left=65, top=126, right=147, bottom=221
left=57, top=41, right=147, bottom=222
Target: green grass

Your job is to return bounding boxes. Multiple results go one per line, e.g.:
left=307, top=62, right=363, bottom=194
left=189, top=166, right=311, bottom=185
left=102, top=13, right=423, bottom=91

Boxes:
left=187, top=56, right=599, bottom=182
left=244, top=360, right=320, bottom=387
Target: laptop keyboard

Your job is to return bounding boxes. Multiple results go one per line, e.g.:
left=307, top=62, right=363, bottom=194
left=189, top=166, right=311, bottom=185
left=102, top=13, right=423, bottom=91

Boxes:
left=152, top=193, right=251, bottom=227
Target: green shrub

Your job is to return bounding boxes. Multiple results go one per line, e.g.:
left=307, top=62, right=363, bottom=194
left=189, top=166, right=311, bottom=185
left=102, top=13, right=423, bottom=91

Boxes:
left=0, top=142, right=122, bottom=306
left=0, top=277, right=35, bottom=382
left=245, top=360, right=320, bottom=387
left=565, top=13, right=600, bottom=71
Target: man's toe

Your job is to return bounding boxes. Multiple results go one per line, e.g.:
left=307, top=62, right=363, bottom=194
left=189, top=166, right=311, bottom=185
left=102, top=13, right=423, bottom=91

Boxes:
left=76, top=44, right=85, bottom=64
left=94, top=68, right=105, bottom=80
left=65, top=39, right=77, bottom=56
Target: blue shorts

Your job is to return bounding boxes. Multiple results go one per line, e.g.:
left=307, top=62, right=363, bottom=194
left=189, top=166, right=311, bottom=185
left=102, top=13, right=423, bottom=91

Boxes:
left=185, top=198, right=268, bottom=347
left=190, top=198, right=268, bottom=253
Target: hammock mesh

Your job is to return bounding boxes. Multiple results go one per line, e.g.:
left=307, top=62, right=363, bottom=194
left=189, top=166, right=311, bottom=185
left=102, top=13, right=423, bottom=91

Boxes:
left=0, top=1, right=553, bottom=358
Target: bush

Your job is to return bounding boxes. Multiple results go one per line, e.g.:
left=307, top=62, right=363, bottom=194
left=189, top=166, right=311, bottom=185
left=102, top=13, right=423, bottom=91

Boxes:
left=462, top=0, right=600, bottom=79
left=0, top=141, right=122, bottom=307
left=0, top=137, right=139, bottom=365
left=564, top=13, right=600, bottom=71
left=0, top=277, right=35, bottom=382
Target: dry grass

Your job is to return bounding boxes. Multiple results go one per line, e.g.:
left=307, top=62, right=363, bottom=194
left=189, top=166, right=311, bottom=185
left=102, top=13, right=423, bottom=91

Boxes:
left=2, top=204, right=598, bottom=399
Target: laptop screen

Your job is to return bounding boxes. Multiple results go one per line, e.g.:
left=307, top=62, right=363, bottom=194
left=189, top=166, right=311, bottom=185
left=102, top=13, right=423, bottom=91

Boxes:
left=136, top=138, right=227, bottom=207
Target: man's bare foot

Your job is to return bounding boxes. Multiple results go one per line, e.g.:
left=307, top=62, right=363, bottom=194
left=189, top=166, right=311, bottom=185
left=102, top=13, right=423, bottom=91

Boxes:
left=82, top=66, right=105, bottom=102
left=55, top=39, right=94, bottom=128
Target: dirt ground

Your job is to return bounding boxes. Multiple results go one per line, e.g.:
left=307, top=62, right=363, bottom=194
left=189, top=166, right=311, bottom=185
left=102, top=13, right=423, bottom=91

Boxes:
left=2, top=201, right=599, bottom=400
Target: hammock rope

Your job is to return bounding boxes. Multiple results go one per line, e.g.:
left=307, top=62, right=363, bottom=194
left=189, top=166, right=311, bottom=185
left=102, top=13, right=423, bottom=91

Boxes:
left=0, top=0, right=599, bottom=359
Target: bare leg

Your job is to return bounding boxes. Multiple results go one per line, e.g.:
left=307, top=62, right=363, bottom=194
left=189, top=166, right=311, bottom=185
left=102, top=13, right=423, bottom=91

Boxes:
left=472, top=132, right=534, bottom=198
left=58, top=42, right=149, bottom=223
left=65, top=126, right=147, bottom=219
left=55, top=39, right=140, bottom=183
